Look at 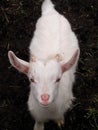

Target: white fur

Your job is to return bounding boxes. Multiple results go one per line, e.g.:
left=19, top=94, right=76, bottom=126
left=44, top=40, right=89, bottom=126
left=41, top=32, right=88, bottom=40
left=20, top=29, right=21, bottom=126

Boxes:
left=8, top=0, right=80, bottom=130
left=28, top=0, right=79, bottom=128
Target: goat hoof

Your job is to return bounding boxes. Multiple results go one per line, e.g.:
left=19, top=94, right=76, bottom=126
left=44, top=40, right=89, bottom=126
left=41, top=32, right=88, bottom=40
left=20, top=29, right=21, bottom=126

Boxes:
left=56, top=119, right=64, bottom=128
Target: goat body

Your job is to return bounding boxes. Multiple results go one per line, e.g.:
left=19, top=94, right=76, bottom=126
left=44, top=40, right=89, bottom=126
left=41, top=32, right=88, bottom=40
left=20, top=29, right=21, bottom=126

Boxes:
left=8, top=0, right=80, bottom=130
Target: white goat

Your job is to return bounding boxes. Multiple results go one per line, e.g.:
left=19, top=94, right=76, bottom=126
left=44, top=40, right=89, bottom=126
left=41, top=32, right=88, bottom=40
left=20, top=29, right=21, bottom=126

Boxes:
left=8, top=0, right=80, bottom=130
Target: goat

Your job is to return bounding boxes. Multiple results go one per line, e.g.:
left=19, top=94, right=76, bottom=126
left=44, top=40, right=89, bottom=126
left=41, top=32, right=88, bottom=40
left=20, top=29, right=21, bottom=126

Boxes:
left=8, top=0, right=80, bottom=130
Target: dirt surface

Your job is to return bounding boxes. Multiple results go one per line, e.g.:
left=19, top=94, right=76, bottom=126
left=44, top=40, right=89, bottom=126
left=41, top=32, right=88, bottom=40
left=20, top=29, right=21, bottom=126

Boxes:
left=0, top=0, right=98, bottom=130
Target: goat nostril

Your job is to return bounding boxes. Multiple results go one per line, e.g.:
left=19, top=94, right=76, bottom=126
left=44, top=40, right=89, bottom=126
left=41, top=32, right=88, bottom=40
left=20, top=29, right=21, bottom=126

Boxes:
left=41, top=94, right=50, bottom=101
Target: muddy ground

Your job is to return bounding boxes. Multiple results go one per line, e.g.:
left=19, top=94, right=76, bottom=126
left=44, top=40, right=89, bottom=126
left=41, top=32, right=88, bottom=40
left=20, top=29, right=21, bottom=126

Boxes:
left=0, top=0, right=98, bottom=130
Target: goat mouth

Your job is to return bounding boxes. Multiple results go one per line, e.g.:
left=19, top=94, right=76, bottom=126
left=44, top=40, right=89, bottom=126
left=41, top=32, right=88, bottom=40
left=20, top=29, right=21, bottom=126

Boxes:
left=39, top=100, right=55, bottom=108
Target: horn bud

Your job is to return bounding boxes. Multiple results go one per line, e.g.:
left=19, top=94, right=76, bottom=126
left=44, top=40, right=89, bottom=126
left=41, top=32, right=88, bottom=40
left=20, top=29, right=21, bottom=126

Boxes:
left=55, top=54, right=62, bottom=62
left=31, top=54, right=36, bottom=62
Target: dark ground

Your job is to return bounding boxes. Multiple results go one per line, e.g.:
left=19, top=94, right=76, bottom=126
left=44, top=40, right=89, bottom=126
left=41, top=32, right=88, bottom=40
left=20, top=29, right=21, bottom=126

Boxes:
left=0, top=0, right=98, bottom=130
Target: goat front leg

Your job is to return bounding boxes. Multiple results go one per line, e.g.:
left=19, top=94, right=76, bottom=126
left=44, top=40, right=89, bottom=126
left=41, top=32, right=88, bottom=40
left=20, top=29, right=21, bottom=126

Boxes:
left=34, top=122, right=44, bottom=130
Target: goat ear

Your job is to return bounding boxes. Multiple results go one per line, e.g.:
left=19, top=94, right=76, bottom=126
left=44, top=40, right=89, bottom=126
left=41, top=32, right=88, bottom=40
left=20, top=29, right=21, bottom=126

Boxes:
left=8, top=51, right=29, bottom=75
left=62, top=50, right=79, bottom=73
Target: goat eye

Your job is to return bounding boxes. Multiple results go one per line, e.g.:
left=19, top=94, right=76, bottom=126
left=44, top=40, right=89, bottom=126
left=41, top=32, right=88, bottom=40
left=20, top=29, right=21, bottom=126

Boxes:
left=30, top=78, right=35, bottom=82
left=56, top=78, right=60, bottom=82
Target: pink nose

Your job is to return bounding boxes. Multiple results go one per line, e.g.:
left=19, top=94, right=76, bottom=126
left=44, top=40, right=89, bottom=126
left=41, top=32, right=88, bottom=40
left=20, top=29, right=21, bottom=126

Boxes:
left=41, top=94, right=50, bottom=102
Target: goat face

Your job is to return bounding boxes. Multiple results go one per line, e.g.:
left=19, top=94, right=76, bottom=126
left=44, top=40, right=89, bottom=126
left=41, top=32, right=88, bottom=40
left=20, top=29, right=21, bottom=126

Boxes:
left=28, top=59, right=62, bottom=106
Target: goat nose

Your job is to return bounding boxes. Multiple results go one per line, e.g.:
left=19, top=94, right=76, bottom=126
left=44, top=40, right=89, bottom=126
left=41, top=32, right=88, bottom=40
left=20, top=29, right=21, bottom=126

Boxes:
left=41, top=94, right=50, bottom=101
